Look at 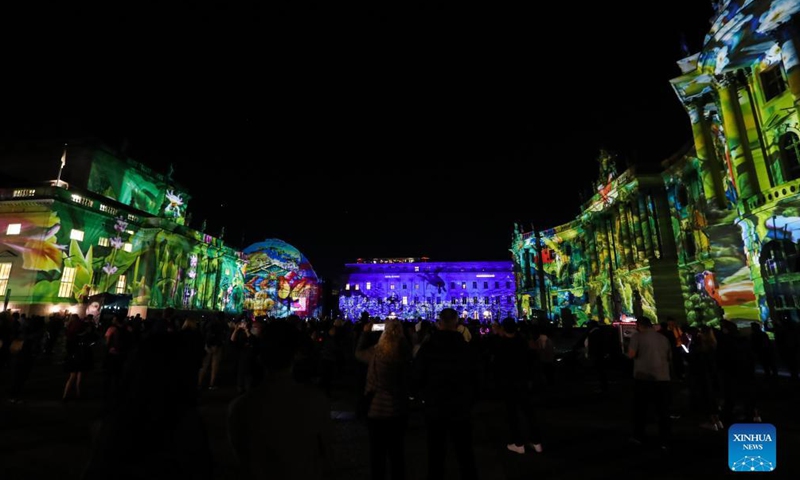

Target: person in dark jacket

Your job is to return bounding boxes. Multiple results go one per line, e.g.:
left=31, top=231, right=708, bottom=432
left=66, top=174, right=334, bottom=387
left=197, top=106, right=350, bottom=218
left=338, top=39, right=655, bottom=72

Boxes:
left=198, top=315, right=226, bottom=390
left=8, top=317, right=39, bottom=403
left=585, top=320, right=608, bottom=393
left=493, top=318, right=543, bottom=454
left=414, top=308, right=479, bottom=480
left=356, top=320, right=410, bottom=480
left=63, top=315, right=96, bottom=401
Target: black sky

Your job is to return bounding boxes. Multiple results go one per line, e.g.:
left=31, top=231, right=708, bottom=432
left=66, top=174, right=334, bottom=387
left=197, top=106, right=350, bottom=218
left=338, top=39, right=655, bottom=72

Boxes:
left=1, top=2, right=715, bottom=279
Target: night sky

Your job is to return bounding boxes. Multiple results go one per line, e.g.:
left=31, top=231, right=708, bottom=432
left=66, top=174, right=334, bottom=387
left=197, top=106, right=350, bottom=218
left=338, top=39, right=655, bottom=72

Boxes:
left=1, top=2, right=714, bottom=279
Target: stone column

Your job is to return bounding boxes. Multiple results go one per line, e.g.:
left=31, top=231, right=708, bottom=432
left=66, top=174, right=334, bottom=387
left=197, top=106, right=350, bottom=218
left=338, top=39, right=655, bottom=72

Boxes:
left=716, top=74, right=758, bottom=200
left=630, top=198, right=646, bottom=261
left=637, top=194, right=654, bottom=259
left=586, top=221, right=599, bottom=276
left=689, top=99, right=726, bottom=207
left=774, top=21, right=800, bottom=106
left=618, top=202, right=634, bottom=266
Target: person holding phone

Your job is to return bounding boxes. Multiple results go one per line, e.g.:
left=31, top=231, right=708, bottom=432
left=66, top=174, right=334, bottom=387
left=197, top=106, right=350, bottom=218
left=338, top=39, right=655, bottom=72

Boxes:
left=355, top=320, right=410, bottom=480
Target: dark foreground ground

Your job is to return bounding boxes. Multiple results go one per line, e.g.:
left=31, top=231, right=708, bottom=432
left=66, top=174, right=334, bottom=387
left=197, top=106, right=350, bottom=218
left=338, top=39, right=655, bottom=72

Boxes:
left=1, top=343, right=798, bottom=480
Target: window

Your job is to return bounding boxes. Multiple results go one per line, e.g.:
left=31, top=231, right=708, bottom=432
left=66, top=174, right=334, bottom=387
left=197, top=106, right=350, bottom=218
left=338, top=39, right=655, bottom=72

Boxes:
left=495, top=281, right=499, bottom=289
left=124, top=243, right=133, bottom=253
left=473, top=296, right=478, bottom=304
left=402, top=284, right=407, bottom=290
left=461, top=282, right=467, bottom=289
left=451, top=298, right=456, bottom=305
left=506, top=282, right=511, bottom=289
left=414, top=266, right=419, bottom=272
left=780, top=132, right=800, bottom=181
left=366, top=282, right=371, bottom=290
left=484, top=296, right=489, bottom=304
left=6, top=223, right=21, bottom=235
left=390, top=284, right=395, bottom=290
left=761, top=65, right=787, bottom=102
left=402, top=296, right=408, bottom=305
left=98, top=237, right=110, bottom=247
left=12, top=189, right=35, bottom=198
left=70, top=194, right=93, bottom=207
left=99, top=204, right=118, bottom=215
left=58, top=267, right=77, bottom=297
left=345, top=283, right=350, bottom=290
left=414, top=283, right=419, bottom=289
left=461, top=297, right=467, bottom=304
left=483, top=282, right=488, bottom=289
left=70, top=229, right=84, bottom=241
left=0, top=262, right=11, bottom=296
left=116, top=275, right=127, bottom=294
left=354, top=284, right=360, bottom=290
left=472, top=281, right=477, bottom=289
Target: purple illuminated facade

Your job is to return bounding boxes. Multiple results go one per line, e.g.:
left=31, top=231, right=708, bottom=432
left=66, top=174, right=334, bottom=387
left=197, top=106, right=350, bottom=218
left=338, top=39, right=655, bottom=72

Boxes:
left=338, top=258, right=516, bottom=321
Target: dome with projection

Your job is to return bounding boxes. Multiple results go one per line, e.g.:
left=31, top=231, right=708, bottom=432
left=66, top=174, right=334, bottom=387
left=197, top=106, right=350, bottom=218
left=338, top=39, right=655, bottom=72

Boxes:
left=243, top=239, right=321, bottom=317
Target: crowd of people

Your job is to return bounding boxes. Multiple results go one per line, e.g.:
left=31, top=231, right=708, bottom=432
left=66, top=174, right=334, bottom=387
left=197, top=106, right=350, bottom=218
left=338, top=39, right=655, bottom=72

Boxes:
left=0, top=306, right=798, bottom=479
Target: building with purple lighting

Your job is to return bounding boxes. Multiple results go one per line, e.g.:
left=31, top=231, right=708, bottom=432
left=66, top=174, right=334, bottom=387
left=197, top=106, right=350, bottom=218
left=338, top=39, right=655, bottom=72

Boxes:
left=338, top=258, right=516, bottom=321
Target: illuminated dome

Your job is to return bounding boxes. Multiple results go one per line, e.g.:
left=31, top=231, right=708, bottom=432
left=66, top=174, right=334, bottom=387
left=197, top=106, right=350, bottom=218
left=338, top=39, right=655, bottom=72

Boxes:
left=243, top=239, right=321, bottom=317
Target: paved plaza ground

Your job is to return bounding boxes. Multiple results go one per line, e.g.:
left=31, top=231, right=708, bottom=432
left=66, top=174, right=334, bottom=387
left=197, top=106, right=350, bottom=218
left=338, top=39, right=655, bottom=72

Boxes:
left=1, top=342, right=797, bottom=480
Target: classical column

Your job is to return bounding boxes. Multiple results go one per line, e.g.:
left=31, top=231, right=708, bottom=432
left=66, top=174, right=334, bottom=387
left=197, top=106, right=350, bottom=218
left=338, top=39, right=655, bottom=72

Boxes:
left=617, top=202, right=634, bottom=267
left=630, top=199, right=646, bottom=262
left=716, top=73, right=758, bottom=200
left=605, top=216, right=618, bottom=270
left=585, top=221, right=599, bottom=276
left=637, top=194, right=654, bottom=259
left=740, top=68, right=774, bottom=190
left=625, top=206, right=640, bottom=263
left=774, top=21, right=800, bottom=106
left=523, top=248, right=532, bottom=289
left=595, top=216, right=608, bottom=274
left=689, top=99, right=726, bottom=207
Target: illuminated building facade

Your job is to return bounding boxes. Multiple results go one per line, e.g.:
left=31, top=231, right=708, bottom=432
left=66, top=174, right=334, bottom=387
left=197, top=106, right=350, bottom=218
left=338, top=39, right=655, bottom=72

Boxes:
left=243, top=238, right=322, bottom=318
left=338, top=258, right=516, bottom=321
left=0, top=143, right=246, bottom=317
left=514, top=1, right=800, bottom=327
left=669, top=0, right=800, bottom=325
left=512, top=154, right=684, bottom=326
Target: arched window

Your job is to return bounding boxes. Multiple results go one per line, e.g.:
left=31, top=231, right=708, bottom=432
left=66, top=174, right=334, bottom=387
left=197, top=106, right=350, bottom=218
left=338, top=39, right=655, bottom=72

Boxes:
left=780, top=132, right=800, bottom=181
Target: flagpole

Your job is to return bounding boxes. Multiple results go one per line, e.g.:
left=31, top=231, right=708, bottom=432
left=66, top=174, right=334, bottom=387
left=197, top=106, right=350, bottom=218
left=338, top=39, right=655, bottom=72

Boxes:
left=56, top=143, right=67, bottom=186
